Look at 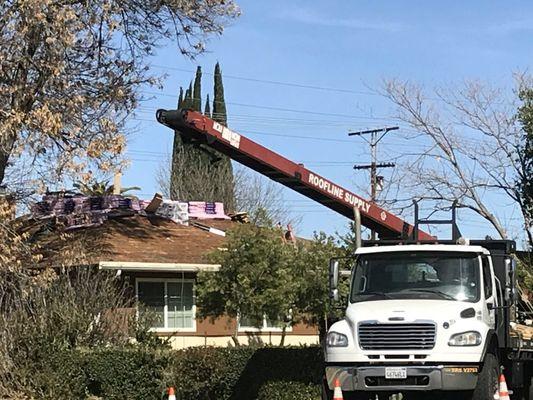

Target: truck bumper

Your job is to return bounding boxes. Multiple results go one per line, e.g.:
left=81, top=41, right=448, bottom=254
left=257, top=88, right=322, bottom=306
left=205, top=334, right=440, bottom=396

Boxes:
left=325, top=364, right=479, bottom=392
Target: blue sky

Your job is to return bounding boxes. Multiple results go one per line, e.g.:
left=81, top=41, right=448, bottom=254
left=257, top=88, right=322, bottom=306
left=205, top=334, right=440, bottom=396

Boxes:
left=124, top=1, right=532, bottom=241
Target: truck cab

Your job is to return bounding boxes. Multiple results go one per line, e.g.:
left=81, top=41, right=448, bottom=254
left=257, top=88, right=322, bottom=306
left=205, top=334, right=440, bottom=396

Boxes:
left=324, top=240, right=519, bottom=400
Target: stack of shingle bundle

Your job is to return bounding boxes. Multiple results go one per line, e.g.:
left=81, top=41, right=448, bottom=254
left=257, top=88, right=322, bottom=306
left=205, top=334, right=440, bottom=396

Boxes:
left=155, top=200, right=189, bottom=225
left=31, top=201, right=52, bottom=216
left=73, top=197, right=90, bottom=214
left=30, top=192, right=141, bottom=229
left=32, top=194, right=80, bottom=217
left=130, top=198, right=142, bottom=211
left=188, top=201, right=230, bottom=220
left=102, top=195, right=132, bottom=210
left=138, top=200, right=151, bottom=210
left=89, top=196, right=103, bottom=211
left=64, top=212, right=106, bottom=230
left=64, top=198, right=75, bottom=214
left=205, top=202, right=216, bottom=215
left=48, top=195, right=68, bottom=215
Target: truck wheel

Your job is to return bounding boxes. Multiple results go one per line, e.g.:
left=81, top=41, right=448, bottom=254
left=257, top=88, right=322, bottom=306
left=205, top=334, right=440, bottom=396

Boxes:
left=471, top=353, right=499, bottom=400
left=321, top=378, right=332, bottom=400
left=526, top=374, right=533, bottom=400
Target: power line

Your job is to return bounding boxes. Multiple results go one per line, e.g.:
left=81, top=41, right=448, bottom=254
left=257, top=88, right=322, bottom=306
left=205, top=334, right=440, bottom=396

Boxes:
left=132, top=107, right=458, bottom=149
left=131, top=117, right=356, bottom=143
left=140, top=90, right=395, bottom=122
left=128, top=149, right=368, bottom=164
left=130, top=117, right=435, bottom=150
left=150, top=64, right=378, bottom=96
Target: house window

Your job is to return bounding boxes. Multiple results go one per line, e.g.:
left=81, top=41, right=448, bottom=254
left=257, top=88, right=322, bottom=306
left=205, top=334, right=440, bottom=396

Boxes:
left=238, top=315, right=291, bottom=332
left=136, top=279, right=195, bottom=331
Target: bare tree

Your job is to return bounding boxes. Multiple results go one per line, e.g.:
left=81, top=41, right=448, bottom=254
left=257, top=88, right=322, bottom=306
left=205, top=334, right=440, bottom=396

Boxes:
left=233, top=167, right=298, bottom=226
left=381, top=74, right=532, bottom=247
left=0, top=0, right=240, bottom=191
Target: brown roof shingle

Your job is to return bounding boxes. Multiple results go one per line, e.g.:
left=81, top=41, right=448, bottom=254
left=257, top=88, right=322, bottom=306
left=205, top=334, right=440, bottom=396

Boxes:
left=38, top=215, right=237, bottom=266
left=99, top=215, right=230, bottom=264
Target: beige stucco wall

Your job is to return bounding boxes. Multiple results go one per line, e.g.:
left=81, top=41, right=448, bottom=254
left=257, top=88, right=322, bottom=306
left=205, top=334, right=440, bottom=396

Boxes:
left=167, top=334, right=320, bottom=349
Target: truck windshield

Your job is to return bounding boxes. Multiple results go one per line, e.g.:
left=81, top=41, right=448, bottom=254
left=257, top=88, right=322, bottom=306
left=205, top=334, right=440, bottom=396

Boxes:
left=350, top=252, right=480, bottom=303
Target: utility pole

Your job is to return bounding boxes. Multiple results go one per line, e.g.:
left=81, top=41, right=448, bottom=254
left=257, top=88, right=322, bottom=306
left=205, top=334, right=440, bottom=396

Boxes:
left=349, top=126, right=399, bottom=239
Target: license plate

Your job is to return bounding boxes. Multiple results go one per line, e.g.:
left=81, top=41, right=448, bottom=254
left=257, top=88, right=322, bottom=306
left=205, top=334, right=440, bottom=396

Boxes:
left=385, top=367, right=407, bottom=379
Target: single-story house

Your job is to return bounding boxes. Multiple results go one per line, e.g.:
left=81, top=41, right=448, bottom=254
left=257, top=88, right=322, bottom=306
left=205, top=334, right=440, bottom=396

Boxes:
left=29, top=193, right=319, bottom=349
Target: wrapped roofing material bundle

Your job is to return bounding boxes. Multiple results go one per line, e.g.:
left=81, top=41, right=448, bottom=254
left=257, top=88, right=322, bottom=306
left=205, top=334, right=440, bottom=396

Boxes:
left=138, top=200, right=151, bottom=210
left=188, top=201, right=230, bottom=220
left=31, top=201, right=51, bottom=216
left=188, top=201, right=210, bottom=219
left=64, top=212, right=107, bottom=230
left=89, top=196, right=103, bottom=211
left=130, top=198, right=141, bottom=211
left=63, top=198, right=75, bottom=214
left=73, top=196, right=90, bottom=214
left=103, top=195, right=132, bottom=210
left=205, top=202, right=216, bottom=214
left=155, top=200, right=189, bottom=225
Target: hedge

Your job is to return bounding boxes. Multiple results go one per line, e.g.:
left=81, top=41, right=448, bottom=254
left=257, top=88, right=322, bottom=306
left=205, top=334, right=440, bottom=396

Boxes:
left=14, top=346, right=323, bottom=400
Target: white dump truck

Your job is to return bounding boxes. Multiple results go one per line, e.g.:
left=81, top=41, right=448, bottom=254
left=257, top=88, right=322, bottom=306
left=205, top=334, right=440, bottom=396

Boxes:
left=324, top=210, right=533, bottom=400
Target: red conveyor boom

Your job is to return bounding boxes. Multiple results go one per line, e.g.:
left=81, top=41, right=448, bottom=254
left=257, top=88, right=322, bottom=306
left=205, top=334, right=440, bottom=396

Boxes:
left=156, top=109, right=433, bottom=240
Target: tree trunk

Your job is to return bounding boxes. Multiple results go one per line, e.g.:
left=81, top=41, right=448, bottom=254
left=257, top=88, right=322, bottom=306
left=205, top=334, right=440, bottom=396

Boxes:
left=0, top=136, right=15, bottom=187
left=0, top=152, right=8, bottom=187
left=1, top=99, right=23, bottom=187
left=232, top=323, right=240, bottom=347
left=280, top=325, right=287, bottom=347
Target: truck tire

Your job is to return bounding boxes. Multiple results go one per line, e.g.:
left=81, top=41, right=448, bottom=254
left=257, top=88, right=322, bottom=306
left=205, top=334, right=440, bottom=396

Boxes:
left=471, top=353, right=499, bottom=400
left=321, top=378, right=332, bottom=400
left=526, top=374, right=533, bottom=400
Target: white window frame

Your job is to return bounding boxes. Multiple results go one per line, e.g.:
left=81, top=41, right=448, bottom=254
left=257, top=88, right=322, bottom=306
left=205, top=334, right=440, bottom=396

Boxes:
left=238, top=314, right=293, bottom=333
left=135, top=278, right=196, bottom=333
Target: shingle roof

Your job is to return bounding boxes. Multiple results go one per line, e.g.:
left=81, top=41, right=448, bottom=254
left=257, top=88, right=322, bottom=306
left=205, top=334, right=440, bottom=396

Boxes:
left=98, top=215, right=232, bottom=264
left=38, top=215, right=237, bottom=267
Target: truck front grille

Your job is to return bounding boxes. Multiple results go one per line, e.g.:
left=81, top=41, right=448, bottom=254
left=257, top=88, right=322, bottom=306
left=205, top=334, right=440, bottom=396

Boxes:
left=358, top=323, right=436, bottom=350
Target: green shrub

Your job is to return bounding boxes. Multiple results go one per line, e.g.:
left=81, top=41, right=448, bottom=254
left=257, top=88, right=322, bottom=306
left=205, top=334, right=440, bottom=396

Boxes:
left=5, top=345, right=323, bottom=400
left=19, top=348, right=86, bottom=400
left=165, top=346, right=323, bottom=400
left=83, top=348, right=168, bottom=400
left=164, top=346, right=255, bottom=400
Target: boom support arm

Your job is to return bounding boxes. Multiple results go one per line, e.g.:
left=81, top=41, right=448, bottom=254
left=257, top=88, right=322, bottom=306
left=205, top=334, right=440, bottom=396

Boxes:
left=156, top=109, right=433, bottom=240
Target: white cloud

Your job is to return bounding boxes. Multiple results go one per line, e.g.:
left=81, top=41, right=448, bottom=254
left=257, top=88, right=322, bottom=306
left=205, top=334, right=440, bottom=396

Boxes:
left=278, top=7, right=407, bottom=33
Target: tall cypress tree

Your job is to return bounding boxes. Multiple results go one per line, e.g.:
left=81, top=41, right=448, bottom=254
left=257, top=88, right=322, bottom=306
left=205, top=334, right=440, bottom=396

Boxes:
left=177, top=87, right=184, bottom=109
left=193, top=66, right=202, bottom=112
left=169, top=64, right=235, bottom=211
left=204, top=94, right=211, bottom=118
left=184, top=82, right=193, bottom=109
left=212, top=62, right=227, bottom=125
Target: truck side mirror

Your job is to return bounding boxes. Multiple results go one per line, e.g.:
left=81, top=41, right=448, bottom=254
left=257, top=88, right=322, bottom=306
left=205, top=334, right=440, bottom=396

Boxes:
left=329, top=259, right=340, bottom=300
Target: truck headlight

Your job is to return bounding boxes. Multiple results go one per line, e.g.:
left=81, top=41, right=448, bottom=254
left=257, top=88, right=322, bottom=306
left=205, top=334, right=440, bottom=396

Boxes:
left=448, top=331, right=482, bottom=346
left=327, top=332, right=349, bottom=347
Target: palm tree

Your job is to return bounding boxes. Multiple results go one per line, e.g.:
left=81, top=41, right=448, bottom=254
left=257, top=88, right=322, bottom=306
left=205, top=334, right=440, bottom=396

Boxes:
left=73, top=179, right=140, bottom=197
